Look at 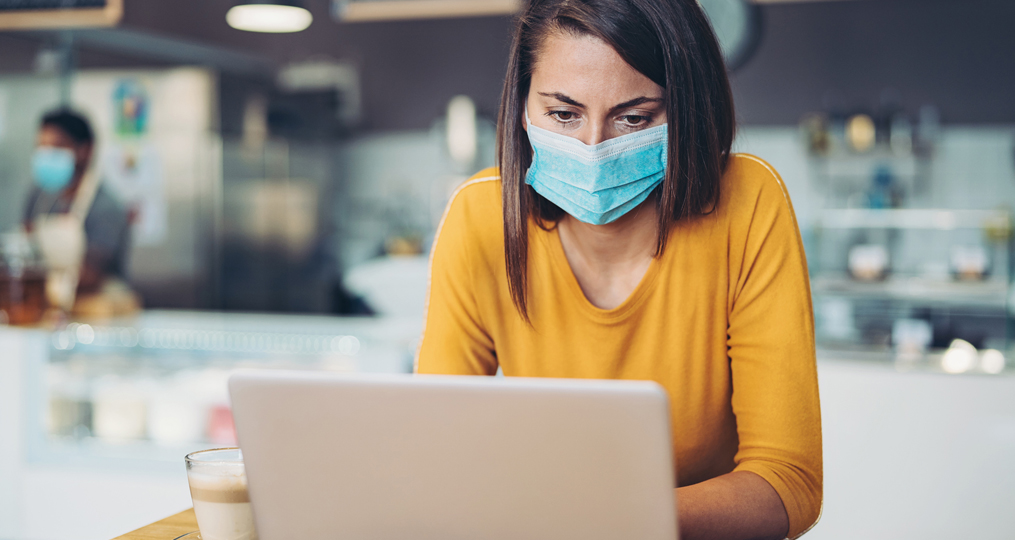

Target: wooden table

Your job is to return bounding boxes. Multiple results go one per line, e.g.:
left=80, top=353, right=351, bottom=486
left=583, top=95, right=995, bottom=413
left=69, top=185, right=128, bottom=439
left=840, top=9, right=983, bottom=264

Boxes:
left=112, top=509, right=198, bottom=540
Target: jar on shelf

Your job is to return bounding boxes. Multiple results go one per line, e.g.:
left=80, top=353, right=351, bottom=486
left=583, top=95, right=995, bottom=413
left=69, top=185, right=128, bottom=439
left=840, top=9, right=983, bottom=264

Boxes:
left=0, top=231, right=48, bottom=326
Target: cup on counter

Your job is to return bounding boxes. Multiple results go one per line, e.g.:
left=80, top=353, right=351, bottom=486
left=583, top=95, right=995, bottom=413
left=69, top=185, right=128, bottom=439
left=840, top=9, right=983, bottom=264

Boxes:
left=950, top=244, right=988, bottom=281
left=148, top=373, right=211, bottom=445
left=185, top=448, right=258, bottom=540
left=92, top=375, right=150, bottom=442
left=0, top=231, right=48, bottom=326
left=848, top=244, right=889, bottom=281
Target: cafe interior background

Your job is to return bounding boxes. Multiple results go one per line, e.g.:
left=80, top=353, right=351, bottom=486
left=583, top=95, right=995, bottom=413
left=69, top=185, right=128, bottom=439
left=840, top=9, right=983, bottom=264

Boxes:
left=0, top=0, right=1013, bottom=538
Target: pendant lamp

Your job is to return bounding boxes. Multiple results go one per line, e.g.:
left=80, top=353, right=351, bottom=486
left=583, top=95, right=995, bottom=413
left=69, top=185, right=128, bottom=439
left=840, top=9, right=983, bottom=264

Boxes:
left=227, top=0, right=313, bottom=33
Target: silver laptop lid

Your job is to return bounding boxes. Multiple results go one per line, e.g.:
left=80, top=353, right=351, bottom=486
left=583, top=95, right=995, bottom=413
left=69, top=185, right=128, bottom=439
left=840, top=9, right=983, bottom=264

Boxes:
left=230, top=371, right=677, bottom=540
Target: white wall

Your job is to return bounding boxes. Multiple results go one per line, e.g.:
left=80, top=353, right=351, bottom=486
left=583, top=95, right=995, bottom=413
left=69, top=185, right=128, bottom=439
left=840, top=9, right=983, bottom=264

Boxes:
left=0, top=77, right=61, bottom=231
left=734, top=126, right=1015, bottom=230
left=70, top=68, right=220, bottom=288
left=330, top=118, right=497, bottom=272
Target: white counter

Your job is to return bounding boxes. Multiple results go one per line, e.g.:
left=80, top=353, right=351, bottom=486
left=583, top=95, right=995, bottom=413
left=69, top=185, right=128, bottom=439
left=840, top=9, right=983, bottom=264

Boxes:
left=813, top=359, right=1015, bottom=539
left=1, top=316, right=1013, bottom=540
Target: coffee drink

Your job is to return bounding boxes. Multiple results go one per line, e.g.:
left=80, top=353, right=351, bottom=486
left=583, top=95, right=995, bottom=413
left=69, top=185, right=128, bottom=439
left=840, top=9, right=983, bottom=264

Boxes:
left=186, top=449, right=257, bottom=540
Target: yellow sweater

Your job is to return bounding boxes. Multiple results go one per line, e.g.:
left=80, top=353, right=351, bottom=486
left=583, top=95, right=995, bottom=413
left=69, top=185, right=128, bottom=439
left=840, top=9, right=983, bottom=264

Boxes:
left=416, top=154, right=822, bottom=538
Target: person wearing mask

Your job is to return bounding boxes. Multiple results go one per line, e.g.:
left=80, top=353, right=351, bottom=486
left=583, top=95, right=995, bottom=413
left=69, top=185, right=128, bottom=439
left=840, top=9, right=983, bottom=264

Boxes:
left=416, top=0, right=822, bottom=539
left=23, top=109, right=135, bottom=315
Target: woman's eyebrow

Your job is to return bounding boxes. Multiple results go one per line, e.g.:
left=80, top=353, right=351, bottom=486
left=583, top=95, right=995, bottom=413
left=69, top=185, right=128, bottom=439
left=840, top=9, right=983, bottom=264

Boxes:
left=537, top=92, right=662, bottom=112
left=537, top=92, right=585, bottom=108
left=609, top=96, right=663, bottom=112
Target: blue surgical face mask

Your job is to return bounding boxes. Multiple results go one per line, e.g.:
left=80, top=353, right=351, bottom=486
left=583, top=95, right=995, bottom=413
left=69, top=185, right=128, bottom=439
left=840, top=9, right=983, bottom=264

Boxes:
left=32, top=146, right=76, bottom=193
left=524, top=113, right=667, bottom=225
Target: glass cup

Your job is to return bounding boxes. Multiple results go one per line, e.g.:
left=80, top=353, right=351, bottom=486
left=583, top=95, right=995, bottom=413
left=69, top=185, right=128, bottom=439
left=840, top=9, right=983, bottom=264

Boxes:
left=185, top=448, right=258, bottom=540
left=0, top=231, right=47, bottom=326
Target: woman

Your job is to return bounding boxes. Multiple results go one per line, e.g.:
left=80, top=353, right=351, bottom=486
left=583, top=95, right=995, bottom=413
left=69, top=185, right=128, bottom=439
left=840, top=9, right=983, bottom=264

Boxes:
left=416, top=0, right=822, bottom=538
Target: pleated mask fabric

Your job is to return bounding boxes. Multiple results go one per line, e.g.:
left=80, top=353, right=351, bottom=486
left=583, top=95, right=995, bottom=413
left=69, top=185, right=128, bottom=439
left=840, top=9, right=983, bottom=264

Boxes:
left=524, top=114, right=668, bottom=225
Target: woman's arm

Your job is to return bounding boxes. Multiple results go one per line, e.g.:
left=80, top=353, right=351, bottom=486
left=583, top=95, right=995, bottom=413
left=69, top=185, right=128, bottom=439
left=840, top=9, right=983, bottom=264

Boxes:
left=722, top=157, right=823, bottom=538
left=415, top=177, right=500, bottom=375
left=677, top=471, right=789, bottom=540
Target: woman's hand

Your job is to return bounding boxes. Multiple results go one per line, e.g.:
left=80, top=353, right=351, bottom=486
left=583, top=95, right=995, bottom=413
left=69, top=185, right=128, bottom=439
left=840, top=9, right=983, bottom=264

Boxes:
left=676, top=471, right=789, bottom=540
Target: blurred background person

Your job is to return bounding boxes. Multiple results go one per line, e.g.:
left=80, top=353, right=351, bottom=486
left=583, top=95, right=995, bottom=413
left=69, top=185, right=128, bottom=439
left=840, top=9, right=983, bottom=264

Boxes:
left=22, top=108, right=137, bottom=316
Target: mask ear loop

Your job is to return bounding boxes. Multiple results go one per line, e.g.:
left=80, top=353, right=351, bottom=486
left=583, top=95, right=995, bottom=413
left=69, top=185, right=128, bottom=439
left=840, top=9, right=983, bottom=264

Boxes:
left=523, top=108, right=537, bottom=153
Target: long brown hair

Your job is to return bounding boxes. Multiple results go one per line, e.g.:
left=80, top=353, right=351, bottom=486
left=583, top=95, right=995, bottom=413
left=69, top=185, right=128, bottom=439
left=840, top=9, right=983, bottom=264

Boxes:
left=497, top=0, right=735, bottom=320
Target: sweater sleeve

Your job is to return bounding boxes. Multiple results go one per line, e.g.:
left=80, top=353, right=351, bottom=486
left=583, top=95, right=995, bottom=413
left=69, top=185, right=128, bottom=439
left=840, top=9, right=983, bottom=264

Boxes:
left=726, top=156, right=823, bottom=538
left=414, top=178, right=499, bottom=376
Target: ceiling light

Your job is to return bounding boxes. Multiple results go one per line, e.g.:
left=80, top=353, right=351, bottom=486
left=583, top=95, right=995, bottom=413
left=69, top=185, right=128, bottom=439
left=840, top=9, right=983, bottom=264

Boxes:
left=227, top=1, right=313, bottom=33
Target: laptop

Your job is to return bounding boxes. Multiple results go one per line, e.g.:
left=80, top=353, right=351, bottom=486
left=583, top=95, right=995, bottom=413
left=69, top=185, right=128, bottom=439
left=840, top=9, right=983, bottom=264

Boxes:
left=229, top=370, right=677, bottom=540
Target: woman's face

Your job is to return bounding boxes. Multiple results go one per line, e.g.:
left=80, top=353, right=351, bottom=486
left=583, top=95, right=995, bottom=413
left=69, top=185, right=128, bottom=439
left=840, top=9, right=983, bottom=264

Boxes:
left=526, top=32, right=666, bottom=146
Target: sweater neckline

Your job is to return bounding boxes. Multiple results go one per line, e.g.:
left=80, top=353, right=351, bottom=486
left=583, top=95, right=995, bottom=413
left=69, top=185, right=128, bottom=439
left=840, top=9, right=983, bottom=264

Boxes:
left=542, top=224, right=663, bottom=322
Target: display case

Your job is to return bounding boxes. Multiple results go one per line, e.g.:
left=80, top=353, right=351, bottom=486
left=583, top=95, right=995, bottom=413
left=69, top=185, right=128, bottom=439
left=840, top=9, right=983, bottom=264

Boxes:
left=806, top=151, right=1014, bottom=371
left=20, top=310, right=421, bottom=472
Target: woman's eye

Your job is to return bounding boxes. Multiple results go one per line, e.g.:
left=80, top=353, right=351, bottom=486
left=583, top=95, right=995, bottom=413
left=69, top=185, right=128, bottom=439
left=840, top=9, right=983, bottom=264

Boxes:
left=619, top=115, right=649, bottom=127
left=549, top=111, right=577, bottom=123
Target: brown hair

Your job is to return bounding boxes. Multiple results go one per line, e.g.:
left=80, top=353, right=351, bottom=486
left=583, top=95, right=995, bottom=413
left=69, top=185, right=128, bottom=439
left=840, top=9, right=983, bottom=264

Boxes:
left=497, top=0, right=736, bottom=320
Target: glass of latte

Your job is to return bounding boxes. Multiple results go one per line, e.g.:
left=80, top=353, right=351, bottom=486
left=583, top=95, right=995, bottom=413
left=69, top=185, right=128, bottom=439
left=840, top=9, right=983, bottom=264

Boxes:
left=185, top=448, right=258, bottom=540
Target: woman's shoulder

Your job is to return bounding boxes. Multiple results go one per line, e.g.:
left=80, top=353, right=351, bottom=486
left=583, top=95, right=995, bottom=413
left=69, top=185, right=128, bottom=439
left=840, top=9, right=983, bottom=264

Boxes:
left=451, top=167, right=503, bottom=206
left=722, top=154, right=792, bottom=206
left=711, top=154, right=803, bottom=255
left=716, top=154, right=798, bottom=225
left=443, top=167, right=503, bottom=224
left=434, top=167, right=505, bottom=253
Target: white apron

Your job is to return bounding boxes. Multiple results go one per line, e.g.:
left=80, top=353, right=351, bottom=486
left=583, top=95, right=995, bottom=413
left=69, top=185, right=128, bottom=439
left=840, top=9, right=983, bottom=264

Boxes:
left=32, top=173, right=100, bottom=311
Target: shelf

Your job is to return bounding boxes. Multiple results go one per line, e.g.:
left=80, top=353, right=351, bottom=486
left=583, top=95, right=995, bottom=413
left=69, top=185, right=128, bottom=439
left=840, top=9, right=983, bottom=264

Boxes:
left=811, top=275, right=1009, bottom=310
left=815, top=208, right=1011, bottom=230
left=808, top=153, right=928, bottom=178
left=27, top=437, right=218, bottom=473
left=817, top=346, right=1011, bottom=377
